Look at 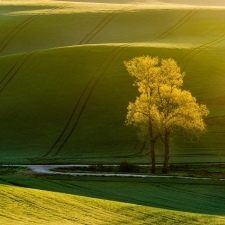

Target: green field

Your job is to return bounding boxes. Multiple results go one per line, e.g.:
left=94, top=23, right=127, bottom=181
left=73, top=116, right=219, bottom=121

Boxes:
left=0, top=175, right=225, bottom=224
left=1, top=1, right=225, bottom=223
left=0, top=0, right=225, bottom=164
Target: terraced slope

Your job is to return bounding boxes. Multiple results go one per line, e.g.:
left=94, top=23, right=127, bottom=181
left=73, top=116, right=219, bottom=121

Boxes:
left=0, top=1, right=225, bottom=163
left=0, top=176, right=225, bottom=224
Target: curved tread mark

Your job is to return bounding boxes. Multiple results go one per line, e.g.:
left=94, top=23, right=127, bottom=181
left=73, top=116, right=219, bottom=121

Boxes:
left=79, top=6, right=132, bottom=45
left=43, top=76, right=96, bottom=157
left=78, top=13, right=115, bottom=45
left=44, top=45, right=124, bottom=157
left=123, top=137, right=148, bottom=159
left=45, top=5, right=130, bottom=156
left=0, top=52, right=34, bottom=93
left=84, top=10, right=125, bottom=44
left=134, top=140, right=139, bottom=150
left=0, top=16, right=40, bottom=53
left=52, top=45, right=128, bottom=157
left=0, top=188, right=72, bottom=219
left=0, top=3, right=68, bottom=53
left=156, top=11, right=198, bottom=41
left=182, top=36, right=225, bottom=70
left=0, top=16, right=37, bottom=48
left=0, top=53, right=27, bottom=85
left=52, top=46, right=127, bottom=156
left=179, top=32, right=225, bottom=68
left=119, top=128, right=151, bottom=159
left=43, top=45, right=124, bottom=157
left=160, top=182, right=225, bottom=201
left=151, top=9, right=198, bottom=42
left=87, top=6, right=132, bottom=44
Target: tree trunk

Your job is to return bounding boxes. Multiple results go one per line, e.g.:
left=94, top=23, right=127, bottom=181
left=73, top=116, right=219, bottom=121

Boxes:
left=150, top=139, right=156, bottom=174
left=162, top=133, right=170, bottom=174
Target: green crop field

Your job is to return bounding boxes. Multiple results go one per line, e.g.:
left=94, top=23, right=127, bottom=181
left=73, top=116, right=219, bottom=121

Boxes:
left=1, top=0, right=225, bottom=164
left=0, top=175, right=225, bottom=224
left=1, top=1, right=225, bottom=159
left=1, top=1, right=225, bottom=224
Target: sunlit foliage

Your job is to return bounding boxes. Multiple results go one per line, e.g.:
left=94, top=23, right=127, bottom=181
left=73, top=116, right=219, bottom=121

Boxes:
left=125, top=56, right=209, bottom=173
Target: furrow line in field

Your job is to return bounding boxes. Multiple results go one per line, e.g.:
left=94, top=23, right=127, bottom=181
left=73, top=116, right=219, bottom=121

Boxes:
left=43, top=179, right=141, bottom=215
left=179, top=33, right=225, bottom=69
left=0, top=52, right=33, bottom=93
left=157, top=11, right=198, bottom=41
left=133, top=140, right=139, bottom=150
left=160, top=183, right=225, bottom=202
left=43, top=180, right=140, bottom=215
left=115, top=147, right=146, bottom=159
left=151, top=9, right=198, bottom=42
left=0, top=187, right=74, bottom=221
left=51, top=45, right=128, bottom=157
left=121, top=140, right=148, bottom=159
left=79, top=6, right=132, bottom=45
left=42, top=180, right=140, bottom=221
left=54, top=181, right=181, bottom=217
left=43, top=70, right=96, bottom=157
left=184, top=37, right=225, bottom=70
left=0, top=16, right=35, bottom=48
left=47, top=179, right=113, bottom=200
left=148, top=183, right=225, bottom=215
left=0, top=3, right=68, bottom=54
left=42, top=45, right=127, bottom=158
left=110, top=136, right=150, bottom=159
left=44, top=45, right=125, bottom=157
left=0, top=189, right=41, bottom=208
left=84, top=13, right=120, bottom=44
left=0, top=16, right=39, bottom=54
left=127, top=151, right=151, bottom=159
left=102, top=136, right=148, bottom=160
left=0, top=53, right=26, bottom=84
left=54, top=3, right=68, bottom=10
left=136, top=138, right=147, bottom=155
left=78, top=13, right=116, bottom=45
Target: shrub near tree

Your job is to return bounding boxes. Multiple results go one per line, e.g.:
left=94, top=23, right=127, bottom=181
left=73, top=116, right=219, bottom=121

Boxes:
left=124, top=56, right=209, bottom=174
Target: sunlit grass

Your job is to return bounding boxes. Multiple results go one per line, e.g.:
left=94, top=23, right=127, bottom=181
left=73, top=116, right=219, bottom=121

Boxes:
left=0, top=180, right=225, bottom=224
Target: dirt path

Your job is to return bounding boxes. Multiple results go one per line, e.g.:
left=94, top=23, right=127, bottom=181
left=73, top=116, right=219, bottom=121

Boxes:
left=12, top=164, right=225, bottom=180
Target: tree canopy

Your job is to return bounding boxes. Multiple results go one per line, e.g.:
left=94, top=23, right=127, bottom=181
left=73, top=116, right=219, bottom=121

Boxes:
left=125, top=56, right=209, bottom=173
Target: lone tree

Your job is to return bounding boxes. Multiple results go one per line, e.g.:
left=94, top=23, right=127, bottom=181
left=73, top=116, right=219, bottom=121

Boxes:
left=125, top=56, right=209, bottom=174
left=125, top=56, right=160, bottom=173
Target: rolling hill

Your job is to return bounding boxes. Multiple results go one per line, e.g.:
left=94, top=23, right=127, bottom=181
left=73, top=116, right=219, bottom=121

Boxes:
left=0, top=176, right=225, bottom=224
left=0, top=0, right=225, bottom=164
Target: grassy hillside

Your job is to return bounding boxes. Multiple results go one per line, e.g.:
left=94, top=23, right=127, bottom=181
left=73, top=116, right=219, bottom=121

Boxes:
left=0, top=175, right=225, bottom=224
left=1, top=1, right=225, bottom=56
left=0, top=1, right=225, bottom=163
